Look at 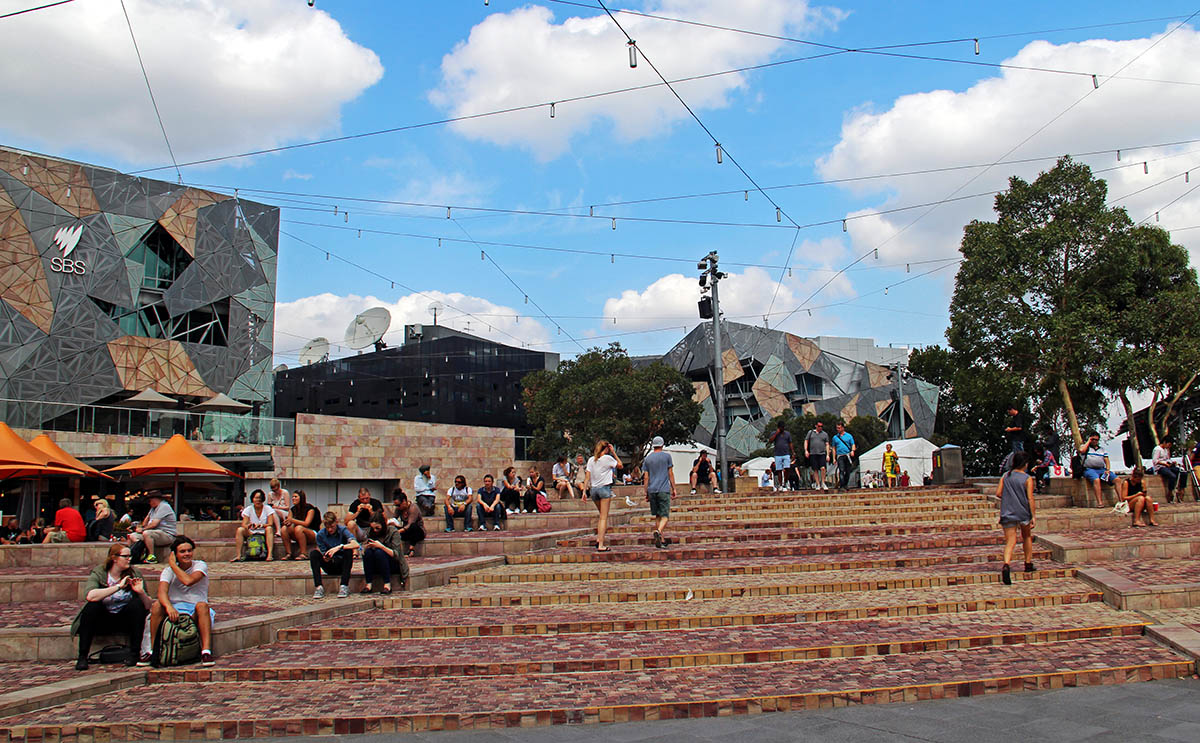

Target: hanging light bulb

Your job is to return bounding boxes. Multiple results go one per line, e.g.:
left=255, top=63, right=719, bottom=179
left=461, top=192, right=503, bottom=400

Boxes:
left=1156, top=212, right=1160, bottom=222
left=807, top=309, right=812, bottom=317
left=344, top=212, right=349, bottom=223
left=744, top=191, right=749, bottom=201
left=446, top=207, right=451, bottom=219
left=715, top=143, right=723, bottom=164
left=325, top=252, right=329, bottom=261
left=776, top=207, right=781, bottom=222
left=613, top=317, right=617, bottom=324
left=333, top=205, right=338, bottom=215
left=437, top=238, right=442, bottom=248
left=481, top=250, right=485, bottom=260
left=842, top=219, right=847, bottom=232
left=391, top=281, right=394, bottom=289
left=611, top=218, right=616, bottom=230
left=484, top=0, right=489, bottom=5
left=874, top=249, right=879, bottom=260
left=884, top=286, right=889, bottom=295
left=627, top=40, right=637, bottom=68
left=1144, top=162, right=1149, bottom=174
left=1187, top=172, right=1191, bottom=183
left=524, top=295, right=529, bottom=304
left=1117, top=149, right=1121, bottom=161
left=357, top=229, right=361, bottom=238
left=590, top=206, right=594, bottom=217
left=906, top=263, right=910, bottom=273
left=1092, top=74, right=1099, bottom=89
left=788, top=267, right=792, bottom=278
left=549, top=102, right=556, bottom=118
left=973, top=38, right=980, bottom=55
left=610, top=254, right=615, bottom=263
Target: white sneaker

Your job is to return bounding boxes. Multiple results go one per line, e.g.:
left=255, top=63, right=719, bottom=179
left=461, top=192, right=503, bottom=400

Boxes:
left=715, top=489, right=722, bottom=494
left=690, top=489, right=697, bottom=495
left=821, top=483, right=828, bottom=491
left=493, top=524, right=501, bottom=531
left=312, top=585, right=325, bottom=599
left=336, top=585, right=349, bottom=598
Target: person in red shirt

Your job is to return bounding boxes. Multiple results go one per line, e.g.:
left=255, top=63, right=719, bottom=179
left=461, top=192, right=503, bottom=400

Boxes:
left=45, top=498, right=86, bottom=543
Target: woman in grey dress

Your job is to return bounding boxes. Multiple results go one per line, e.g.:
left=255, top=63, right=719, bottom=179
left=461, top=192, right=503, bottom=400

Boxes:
left=994, top=450, right=1036, bottom=585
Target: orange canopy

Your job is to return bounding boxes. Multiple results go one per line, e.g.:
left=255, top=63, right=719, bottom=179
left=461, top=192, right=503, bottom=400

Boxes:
left=29, top=435, right=115, bottom=480
left=0, top=463, right=89, bottom=480
left=104, top=434, right=242, bottom=479
left=0, top=422, right=55, bottom=467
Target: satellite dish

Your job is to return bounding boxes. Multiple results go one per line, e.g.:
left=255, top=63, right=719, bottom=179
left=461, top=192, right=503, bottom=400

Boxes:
left=427, top=301, right=444, bottom=326
left=298, top=337, right=329, bottom=366
left=345, top=307, right=391, bottom=352
left=273, top=364, right=288, bottom=373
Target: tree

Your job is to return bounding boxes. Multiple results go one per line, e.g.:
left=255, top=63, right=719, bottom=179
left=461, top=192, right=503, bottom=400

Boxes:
left=1103, top=224, right=1200, bottom=453
left=521, top=343, right=701, bottom=468
left=948, top=157, right=1133, bottom=450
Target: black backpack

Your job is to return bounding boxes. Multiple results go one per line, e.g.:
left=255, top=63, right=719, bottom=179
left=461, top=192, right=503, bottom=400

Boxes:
left=153, top=613, right=202, bottom=667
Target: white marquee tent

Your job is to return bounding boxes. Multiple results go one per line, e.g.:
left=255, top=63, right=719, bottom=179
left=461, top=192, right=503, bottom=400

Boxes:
left=858, top=437, right=938, bottom=483
left=660, top=441, right=718, bottom=486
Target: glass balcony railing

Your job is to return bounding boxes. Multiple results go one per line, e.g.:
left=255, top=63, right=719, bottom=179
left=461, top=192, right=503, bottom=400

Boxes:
left=0, top=398, right=295, bottom=446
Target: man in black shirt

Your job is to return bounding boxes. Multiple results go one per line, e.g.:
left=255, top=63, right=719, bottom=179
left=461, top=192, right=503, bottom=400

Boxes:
left=689, top=451, right=721, bottom=495
left=1005, top=405, right=1025, bottom=453
left=344, top=487, right=383, bottom=540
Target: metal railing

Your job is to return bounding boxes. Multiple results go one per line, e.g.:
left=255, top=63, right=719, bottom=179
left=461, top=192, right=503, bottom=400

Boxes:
left=0, top=398, right=295, bottom=446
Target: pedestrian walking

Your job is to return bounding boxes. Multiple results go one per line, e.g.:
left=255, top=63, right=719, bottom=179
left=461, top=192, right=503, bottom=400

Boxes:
left=768, top=421, right=794, bottom=491
left=584, top=439, right=621, bottom=552
left=642, top=436, right=676, bottom=548
left=804, top=421, right=831, bottom=491
left=995, top=451, right=1036, bottom=585
left=831, top=422, right=856, bottom=490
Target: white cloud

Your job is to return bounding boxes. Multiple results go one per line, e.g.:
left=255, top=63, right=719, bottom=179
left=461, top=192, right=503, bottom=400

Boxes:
left=429, top=1, right=843, bottom=159
left=282, top=170, right=314, bottom=181
left=0, top=0, right=383, bottom=165
left=817, top=26, right=1200, bottom=265
left=273, top=291, right=553, bottom=366
left=602, top=250, right=855, bottom=336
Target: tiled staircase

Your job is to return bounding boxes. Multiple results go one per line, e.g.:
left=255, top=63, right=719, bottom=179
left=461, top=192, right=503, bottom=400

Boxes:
left=0, top=485, right=1196, bottom=740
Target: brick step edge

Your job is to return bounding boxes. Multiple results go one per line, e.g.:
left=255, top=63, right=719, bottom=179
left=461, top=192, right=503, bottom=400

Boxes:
left=396, top=569, right=1077, bottom=608
left=278, top=591, right=1104, bottom=640
left=0, top=671, right=146, bottom=719
left=152, top=624, right=1147, bottom=683
left=449, top=550, right=1056, bottom=583
left=4, top=659, right=1189, bottom=741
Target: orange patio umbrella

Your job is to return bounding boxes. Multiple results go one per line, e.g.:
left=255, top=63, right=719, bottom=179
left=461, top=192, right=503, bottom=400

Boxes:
left=104, top=434, right=242, bottom=511
left=0, top=422, right=54, bottom=468
left=29, top=434, right=116, bottom=480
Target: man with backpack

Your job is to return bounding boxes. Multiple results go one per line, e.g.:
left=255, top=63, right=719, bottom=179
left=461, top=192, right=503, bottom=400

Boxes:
left=148, top=536, right=213, bottom=666
left=831, top=421, right=857, bottom=490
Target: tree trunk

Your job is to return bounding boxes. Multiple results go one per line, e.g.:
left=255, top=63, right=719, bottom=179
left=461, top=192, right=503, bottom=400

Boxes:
left=1119, top=388, right=1142, bottom=464
left=1057, top=376, right=1083, bottom=449
left=1147, top=389, right=1162, bottom=448
left=1156, top=371, right=1198, bottom=444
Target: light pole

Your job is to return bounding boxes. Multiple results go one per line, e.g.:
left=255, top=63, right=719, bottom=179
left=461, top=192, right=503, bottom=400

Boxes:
left=698, top=251, right=728, bottom=488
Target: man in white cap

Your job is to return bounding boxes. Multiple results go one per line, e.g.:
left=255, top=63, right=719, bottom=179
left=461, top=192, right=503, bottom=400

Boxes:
left=642, top=436, right=677, bottom=549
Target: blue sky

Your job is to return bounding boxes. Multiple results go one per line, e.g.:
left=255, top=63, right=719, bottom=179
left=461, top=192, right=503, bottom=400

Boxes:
left=3, top=0, right=1199, bottom=376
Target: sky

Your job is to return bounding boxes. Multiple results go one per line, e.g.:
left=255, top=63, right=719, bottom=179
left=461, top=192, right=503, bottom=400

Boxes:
left=3, top=0, right=1200, bottom=399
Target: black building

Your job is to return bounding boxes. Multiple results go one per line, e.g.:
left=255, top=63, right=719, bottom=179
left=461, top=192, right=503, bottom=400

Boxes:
left=274, top=324, right=558, bottom=437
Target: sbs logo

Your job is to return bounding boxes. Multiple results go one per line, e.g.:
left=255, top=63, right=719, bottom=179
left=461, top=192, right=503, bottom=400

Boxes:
left=50, top=224, right=86, bottom=275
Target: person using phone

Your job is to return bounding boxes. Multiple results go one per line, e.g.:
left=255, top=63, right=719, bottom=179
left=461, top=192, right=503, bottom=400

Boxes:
left=360, top=513, right=408, bottom=594
left=72, top=543, right=153, bottom=669
left=584, top=439, right=622, bottom=552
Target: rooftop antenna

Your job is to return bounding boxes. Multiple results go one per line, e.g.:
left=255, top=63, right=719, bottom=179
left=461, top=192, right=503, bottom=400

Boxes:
left=345, top=307, right=391, bottom=353
left=298, top=337, right=329, bottom=366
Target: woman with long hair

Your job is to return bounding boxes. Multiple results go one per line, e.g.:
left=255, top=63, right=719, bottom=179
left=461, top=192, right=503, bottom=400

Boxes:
left=284, top=489, right=320, bottom=559
left=71, top=543, right=153, bottom=669
left=584, top=439, right=622, bottom=552
left=1119, top=466, right=1158, bottom=527
left=233, top=489, right=278, bottom=561
left=500, top=466, right=522, bottom=515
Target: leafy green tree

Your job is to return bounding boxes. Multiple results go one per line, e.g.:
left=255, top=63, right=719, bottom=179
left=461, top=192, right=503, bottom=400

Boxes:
left=521, top=343, right=701, bottom=468
left=1103, top=224, right=1200, bottom=453
left=846, top=415, right=887, bottom=454
left=948, top=157, right=1132, bottom=449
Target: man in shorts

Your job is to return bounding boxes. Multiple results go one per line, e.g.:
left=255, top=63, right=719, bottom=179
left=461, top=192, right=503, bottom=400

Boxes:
left=804, top=421, right=832, bottom=491
left=768, top=421, right=794, bottom=492
left=689, top=451, right=721, bottom=495
left=1078, top=431, right=1117, bottom=508
left=642, top=436, right=676, bottom=548
left=149, top=536, right=214, bottom=666
left=126, top=490, right=176, bottom=564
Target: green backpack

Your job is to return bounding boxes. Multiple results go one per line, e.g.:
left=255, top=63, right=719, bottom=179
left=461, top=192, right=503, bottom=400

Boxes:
left=153, top=613, right=202, bottom=667
left=246, top=533, right=267, bottom=560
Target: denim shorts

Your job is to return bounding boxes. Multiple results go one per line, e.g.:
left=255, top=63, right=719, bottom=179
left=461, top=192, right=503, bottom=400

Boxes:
left=590, top=484, right=613, bottom=501
left=773, top=454, right=791, bottom=470
left=173, top=601, right=216, bottom=625
left=1083, top=467, right=1116, bottom=484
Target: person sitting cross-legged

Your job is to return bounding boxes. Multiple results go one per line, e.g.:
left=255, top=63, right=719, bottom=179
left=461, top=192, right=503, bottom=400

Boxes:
left=359, top=513, right=409, bottom=594
left=551, top=456, right=574, bottom=499
left=233, top=489, right=278, bottom=561
left=344, top=487, right=383, bottom=541
left=523, top=466, right=546, bottom=513
left=149, top=536, right=215, bottom=666
left=125, top=490, right=176, bottom=564
left=444, top=475, right=475, bottom=532
left=475, top=474, right=506, bottom=531
left=72, top=543, right=153, bottom=669
left=310, top=512, right=358, bottom=599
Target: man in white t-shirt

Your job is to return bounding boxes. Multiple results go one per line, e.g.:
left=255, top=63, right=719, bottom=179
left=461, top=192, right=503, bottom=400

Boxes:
left=149, top=536, right=214, bottom=666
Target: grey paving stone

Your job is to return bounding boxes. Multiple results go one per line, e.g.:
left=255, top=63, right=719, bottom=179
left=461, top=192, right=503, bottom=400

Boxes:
left=1153, top=721, right=1200, bottom=742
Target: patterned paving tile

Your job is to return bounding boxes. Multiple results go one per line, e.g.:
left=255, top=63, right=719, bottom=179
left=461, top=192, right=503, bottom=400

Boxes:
left=0, top=597, right=330, bottom=629
left=282, top=578, right=1101, bottom=639
left=1055, top=522, right=1200, bottom=543
left=1, top=637, right=1187, bottom=740
left=153, top=604, right=1146, bottom=682
left=1145, top=607, right=1200, bottom=633
left=1091, top=559, right=1200, bottom=587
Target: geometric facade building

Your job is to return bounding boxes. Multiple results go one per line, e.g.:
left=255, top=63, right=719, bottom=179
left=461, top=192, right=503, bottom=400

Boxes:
left=659, top=321, right=938, bottom=458
left=0, top=145, right=278, bottom=429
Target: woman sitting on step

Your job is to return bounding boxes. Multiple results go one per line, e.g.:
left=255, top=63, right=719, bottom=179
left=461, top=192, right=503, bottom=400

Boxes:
left=233, top=489, right=278, bottom=561
left=1118, top=467, right=1158, bottom=527
left=72, top=543, right=153, bottom=670
left=360, top=513, right=408, bottom=594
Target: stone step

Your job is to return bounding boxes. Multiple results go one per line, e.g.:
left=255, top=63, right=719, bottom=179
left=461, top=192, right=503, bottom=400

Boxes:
left=279, top=578, right=1102, bottom=640
left=657, top=502, right=993, bottom=517
left=0, top=664, right=145, bottom=719
left=509, top=530, right=1012, bottom=564
left=393, top=565, right=1075, bottom=608
left=152, top=604, right=1146, bottom=682
left=1075, top=559, right=1200, bottom=611
left=3, top=636, right=1187, bottom=740
left=1038, top=504, right=1200, bottom=533
left=450, top=544, right=1054, bottom=584
left=0, top=556, right=503, bottom=603
left=1036, top=522, right=1200, bottom=563
left=578, top=522, right=997, bottom=547
left=628, top=511, right=996, bottom=529
left=670, top=492, right=986, bottom=507
left=612, top=518, right=996, bottom=534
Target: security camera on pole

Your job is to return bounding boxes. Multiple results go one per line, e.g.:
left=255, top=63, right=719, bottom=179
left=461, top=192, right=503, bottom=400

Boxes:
left=697, top=251, right=728, bottom=490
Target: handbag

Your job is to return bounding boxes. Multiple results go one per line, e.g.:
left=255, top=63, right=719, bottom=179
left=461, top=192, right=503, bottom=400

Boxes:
left=89, top=644, right=130, bottom=664
left=1111, top=500, right=1130, bottom=515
